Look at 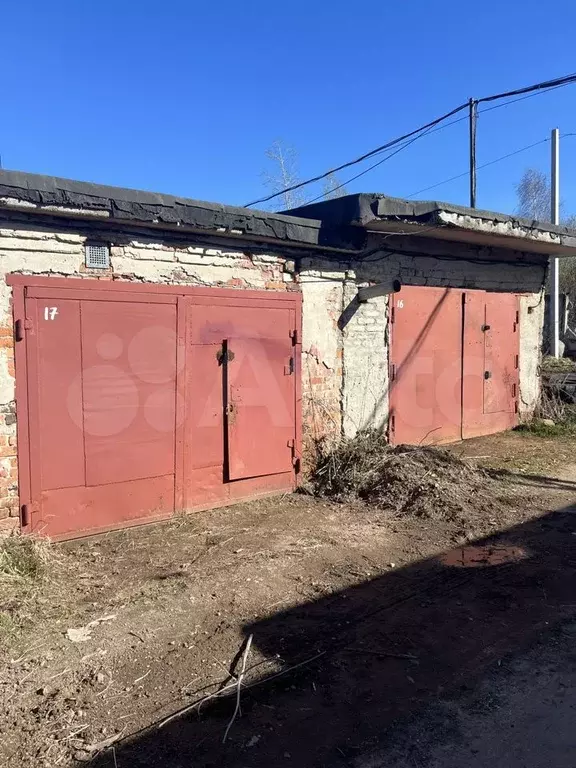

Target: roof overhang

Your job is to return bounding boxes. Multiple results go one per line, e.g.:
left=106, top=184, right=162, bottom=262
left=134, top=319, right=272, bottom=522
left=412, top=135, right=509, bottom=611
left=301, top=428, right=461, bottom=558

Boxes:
left=287, top=193, right=576, bottom=257
left=0, top=170, right=362, bottom=254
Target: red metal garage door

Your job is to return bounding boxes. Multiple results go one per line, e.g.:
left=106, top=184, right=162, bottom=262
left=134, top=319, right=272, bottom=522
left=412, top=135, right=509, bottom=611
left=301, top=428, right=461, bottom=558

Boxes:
left=389, top=287, right=463, bottom=445
left=11, top=278, right=301, bottom=539
left=389, top=287, right=519, bottom=446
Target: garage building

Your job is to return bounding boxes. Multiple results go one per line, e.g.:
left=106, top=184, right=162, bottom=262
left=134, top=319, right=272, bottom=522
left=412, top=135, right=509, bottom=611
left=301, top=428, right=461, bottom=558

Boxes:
left=1, top=171, right=575, bottom=538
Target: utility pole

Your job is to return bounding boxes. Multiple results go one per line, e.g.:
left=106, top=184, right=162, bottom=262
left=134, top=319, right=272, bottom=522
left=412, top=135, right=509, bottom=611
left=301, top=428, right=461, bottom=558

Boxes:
left=550, top=128, right=560, bottom=357
left=469, top=98, right=477, bottom=208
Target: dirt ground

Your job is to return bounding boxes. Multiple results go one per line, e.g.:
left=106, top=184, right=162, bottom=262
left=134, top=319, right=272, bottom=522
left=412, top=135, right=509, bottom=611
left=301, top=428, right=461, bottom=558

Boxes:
left=1, top=429, right=575, bottom=767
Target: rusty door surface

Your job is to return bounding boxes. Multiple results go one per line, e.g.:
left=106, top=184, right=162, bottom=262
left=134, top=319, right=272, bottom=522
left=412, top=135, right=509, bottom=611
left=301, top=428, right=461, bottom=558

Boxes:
left=24, top=292, right=178, bottom=538
left=389, top=287, right=463, bottom=446
left=227, top=336, right=295, bottom=479
left=462, top=292, right=519, bottom=439
left=13, top=277, right=301, bottom=539
left=181, top=298, right=298, bottom=509
left=390, top=286, right=519, bottom=446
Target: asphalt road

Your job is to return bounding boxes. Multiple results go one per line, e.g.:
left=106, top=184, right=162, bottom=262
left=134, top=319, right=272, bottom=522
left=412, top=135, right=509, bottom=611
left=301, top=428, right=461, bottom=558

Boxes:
left=357, top=620, right=576, bottom=768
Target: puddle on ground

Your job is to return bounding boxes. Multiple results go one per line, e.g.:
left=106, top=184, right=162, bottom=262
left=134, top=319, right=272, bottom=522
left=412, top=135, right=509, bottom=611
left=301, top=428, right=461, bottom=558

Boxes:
left=440, top=544, right=529, bottom=568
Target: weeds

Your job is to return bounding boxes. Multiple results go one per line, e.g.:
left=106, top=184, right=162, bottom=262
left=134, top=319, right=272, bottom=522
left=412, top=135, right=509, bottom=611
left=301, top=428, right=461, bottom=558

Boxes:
left=0, top=535, right=53, bottom=584
left=0, top=534, right=66, bottom=645
left=517, top=415, right=576, bottom=437
left=518, top=380, right=576, bottom=437
left=540, top=355, right=576, bottom=373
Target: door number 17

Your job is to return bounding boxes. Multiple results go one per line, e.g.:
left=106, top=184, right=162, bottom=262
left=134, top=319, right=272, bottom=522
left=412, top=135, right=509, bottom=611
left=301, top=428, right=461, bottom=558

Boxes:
left=44, top=307, right=58, bottom=320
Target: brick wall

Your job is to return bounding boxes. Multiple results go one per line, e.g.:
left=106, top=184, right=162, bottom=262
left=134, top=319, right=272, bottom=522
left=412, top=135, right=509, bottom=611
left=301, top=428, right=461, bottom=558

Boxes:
left=299, top=271, right=344, bottom=463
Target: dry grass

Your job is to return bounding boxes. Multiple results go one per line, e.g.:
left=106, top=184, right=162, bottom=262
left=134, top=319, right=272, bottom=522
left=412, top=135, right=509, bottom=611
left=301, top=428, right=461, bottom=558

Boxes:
left=540, top=355, right=576, bottom=373
left=518, top=383, right=576, bottom=437
left=0, top=534, right=67, bottom=645
left=0, top=534, right=55, bottom=583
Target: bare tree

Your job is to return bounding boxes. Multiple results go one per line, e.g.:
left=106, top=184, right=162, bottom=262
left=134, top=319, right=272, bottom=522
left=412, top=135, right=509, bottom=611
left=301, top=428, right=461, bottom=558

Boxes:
left=322, top=172, right=348, bottom=200
left=516, top=169, right=576, bottom=324
left=516, top=168, right=550, bottom=221
left=261, top=141, right=348, bottom=210
left=261, top=141, right=307, bottom=210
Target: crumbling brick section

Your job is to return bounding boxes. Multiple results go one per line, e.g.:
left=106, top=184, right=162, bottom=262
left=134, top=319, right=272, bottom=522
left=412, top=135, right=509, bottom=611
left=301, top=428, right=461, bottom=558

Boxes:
left=0, top=312, right=17, bottom=520
left=0, top=397, right=18, bottom=520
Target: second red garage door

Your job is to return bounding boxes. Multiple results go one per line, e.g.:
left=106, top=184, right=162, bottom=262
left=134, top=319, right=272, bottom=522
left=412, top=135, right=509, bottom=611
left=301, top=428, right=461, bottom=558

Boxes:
left=389, top=287, right=519, bottom=446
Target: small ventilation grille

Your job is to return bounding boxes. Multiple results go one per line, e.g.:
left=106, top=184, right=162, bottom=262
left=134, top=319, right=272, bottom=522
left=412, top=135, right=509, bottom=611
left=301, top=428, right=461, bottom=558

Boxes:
left=85, top=243, right=110, bottom=269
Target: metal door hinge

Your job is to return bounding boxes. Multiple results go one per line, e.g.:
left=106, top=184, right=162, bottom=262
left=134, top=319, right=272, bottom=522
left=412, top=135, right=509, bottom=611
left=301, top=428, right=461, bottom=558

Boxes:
left=389, top=413, right=395, bottom=432
left=390, top=363, right=396, bottom=381
left=390, top=306, right=395, bottom=324
left=284, top=357, right=294, bottom=375
left=21, top=504, right=31, bottom=527
left=287, top=439, right=300, bottom=471
left=289, top=329, right=298, bottom=345
left=14, top=319, right=32, bottom=341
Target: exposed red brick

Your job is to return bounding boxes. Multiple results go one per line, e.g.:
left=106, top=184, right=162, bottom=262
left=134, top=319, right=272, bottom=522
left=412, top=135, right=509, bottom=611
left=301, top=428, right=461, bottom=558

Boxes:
left=0, top=336, right=14, bottom=350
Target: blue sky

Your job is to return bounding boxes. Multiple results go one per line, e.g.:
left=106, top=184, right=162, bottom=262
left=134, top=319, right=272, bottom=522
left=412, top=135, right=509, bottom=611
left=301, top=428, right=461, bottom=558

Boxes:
left=2, top=0, right=576, bottom=215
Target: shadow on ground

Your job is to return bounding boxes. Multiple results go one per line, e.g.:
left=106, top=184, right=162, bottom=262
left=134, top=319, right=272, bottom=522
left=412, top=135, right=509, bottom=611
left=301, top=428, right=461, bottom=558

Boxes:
left=89, top=500, right=576, bottom=768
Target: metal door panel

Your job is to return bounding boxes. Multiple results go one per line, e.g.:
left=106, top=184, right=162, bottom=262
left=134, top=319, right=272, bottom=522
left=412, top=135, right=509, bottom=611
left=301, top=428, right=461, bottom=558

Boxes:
left=389, top=287, right=462, bottom=446
left=462, top=292, right=518, bottom=438
left=185, top=344, right=225, bottom=471
left=483, top=294, right=518, bottom=414
left=81, top=301, right=177, bottom=486
left=226, top=337, right=295, bottom=479
left=187, top=304, right=290, bottom=345
left=38, top=474, right=174, bottom=540
left=26, top=298, right=86, bottom=492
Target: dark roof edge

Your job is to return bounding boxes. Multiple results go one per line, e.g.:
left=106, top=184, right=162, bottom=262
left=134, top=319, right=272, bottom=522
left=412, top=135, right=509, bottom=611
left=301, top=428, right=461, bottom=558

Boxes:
left=372, top=194, right=576, bottom=237
left=0, top=169, right=361, bottom=253
left=287, top=193, right=576, bottom=252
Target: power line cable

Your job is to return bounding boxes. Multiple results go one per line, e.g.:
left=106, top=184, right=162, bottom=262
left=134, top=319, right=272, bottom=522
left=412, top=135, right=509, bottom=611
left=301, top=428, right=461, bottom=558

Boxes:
left=407, top=138, right=550, bottom=198
left=246, top=72, right=576, bottom=209
left=407, top=132, right=576, bottom=199
left=245, top=102, right=469, bottom=207
left=477, top=72, right=576, bottom=104
left=298, top=88, right=572, bottom=208
left=299, top=126, right=437, bottom=206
